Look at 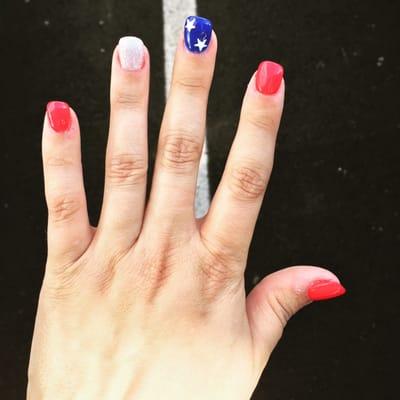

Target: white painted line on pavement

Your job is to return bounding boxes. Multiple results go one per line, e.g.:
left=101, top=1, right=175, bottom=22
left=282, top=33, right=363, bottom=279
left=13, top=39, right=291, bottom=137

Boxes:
left=162, top=0, right=211, bottom=218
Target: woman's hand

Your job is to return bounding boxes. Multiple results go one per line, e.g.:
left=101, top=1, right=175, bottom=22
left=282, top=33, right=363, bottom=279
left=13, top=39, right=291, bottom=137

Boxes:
left=28, top=17, right=345, bottom=400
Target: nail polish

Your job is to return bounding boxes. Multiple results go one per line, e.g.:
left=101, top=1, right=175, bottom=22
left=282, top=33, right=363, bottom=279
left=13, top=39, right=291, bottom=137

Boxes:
left=46, top=101, right=72, bottom=133
left=307, top=280, right=346, bottom=301
left=118, top=36, right=145, bottom=71
left=255, top=61, right=284, bottom=95
left=184, top=16, right=212, bottom=53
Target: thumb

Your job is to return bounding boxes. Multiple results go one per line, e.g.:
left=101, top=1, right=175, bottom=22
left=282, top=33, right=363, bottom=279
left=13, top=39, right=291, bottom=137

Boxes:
left=246, top=266, right=346, bottom=366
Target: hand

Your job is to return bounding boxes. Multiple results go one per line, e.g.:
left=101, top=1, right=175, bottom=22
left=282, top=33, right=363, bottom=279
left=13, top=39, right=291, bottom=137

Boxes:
left=28, top=18, right=345, bottom=400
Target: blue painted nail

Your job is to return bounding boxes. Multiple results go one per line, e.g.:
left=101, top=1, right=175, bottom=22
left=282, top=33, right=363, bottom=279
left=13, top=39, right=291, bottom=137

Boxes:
left=184, top=16, right=213, bottom=53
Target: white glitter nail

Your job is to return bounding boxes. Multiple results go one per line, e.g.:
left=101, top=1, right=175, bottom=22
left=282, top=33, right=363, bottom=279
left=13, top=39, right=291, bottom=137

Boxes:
left=118, top=36, right=145, bottom=71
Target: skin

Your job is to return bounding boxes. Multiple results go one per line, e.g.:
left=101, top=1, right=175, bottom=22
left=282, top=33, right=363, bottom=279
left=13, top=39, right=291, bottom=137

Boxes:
left=28, top=31, right=341, bottom=399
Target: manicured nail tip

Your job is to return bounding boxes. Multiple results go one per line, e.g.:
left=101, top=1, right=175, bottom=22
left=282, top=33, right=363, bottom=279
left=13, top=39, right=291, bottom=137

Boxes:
left=118, top=36, right=145, bottom=71
left=307, top=280, right=346, bottom=301
left=184, top=16, right=212, bottom=53
left=46, top=101, right=72, bottom=133
left=255, top=61, right=284, bottom=95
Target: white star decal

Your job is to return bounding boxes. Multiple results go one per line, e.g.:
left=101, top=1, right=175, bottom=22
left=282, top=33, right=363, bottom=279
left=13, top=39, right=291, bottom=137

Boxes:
left=194, top=38, right=208, bottom=52
left=185, top=18, right=196, bottom=33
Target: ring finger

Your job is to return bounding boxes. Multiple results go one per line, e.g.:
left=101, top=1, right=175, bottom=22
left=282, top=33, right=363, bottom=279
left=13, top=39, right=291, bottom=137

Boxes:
left=97, top=37, right=150, bottom=250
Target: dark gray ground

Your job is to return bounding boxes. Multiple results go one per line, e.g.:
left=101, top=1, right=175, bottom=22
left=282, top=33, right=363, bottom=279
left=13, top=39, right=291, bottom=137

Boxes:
left=1, top=0, right=399, bottom=399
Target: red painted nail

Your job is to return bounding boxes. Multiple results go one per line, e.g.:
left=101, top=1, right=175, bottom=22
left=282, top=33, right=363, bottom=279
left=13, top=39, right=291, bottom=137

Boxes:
left=307, top=280, right=346, bottom=301
left=46, top=101, right=72, bottom=132
left=255, top=61, right=284, bottom=95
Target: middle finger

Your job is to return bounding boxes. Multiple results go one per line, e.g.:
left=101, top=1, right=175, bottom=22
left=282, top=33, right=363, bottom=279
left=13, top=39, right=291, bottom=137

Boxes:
left=145, top=17, right=217, bottom=233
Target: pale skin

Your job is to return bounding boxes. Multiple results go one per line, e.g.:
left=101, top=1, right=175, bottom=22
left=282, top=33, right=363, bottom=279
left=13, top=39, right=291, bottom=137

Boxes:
left=28, top=31, right=343, bottom=399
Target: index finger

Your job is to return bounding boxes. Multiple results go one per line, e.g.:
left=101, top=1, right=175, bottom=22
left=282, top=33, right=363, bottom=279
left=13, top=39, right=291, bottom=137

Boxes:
left=201, top=62, right=285, bottom=264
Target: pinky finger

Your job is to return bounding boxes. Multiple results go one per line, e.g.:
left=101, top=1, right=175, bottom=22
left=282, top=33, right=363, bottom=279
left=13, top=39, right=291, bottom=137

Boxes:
left=42, top=102, right=92, bottom=266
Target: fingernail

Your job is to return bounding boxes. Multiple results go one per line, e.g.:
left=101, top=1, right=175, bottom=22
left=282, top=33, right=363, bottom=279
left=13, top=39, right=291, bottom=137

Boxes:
left=46, top=101, right=72, bottom=133
left=184, top=16, right=212, bottom=53
left=118, top=36, right=145, bottom=71
left=307, top=280, right=346, bottom=301
left=255, top=61, right=284, bottom=95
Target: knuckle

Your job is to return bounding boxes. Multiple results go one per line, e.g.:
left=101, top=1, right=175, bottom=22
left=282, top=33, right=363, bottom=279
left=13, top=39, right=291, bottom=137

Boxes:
left=266, top=291, right=294, bottom=329
left=173, top=76, right=208, bottom=95
left=92, top=255, right=120, bottom=295
left=43, top=267, right=80, bottom=300
left=112, top=92, right=144, bottom=110
left=45, top=156, right=74, bottom=168
left=47, top=193, right=82, bottom=223
left=199, top=237, right=243, bottom=296
left=107, top=153, right=147, bottom=187
left=127, top=242, right=178, bottom=301
left=42, top=256, right=88, bottom=301
left=200, top=257, right=238, bottom=289
left=245, top=110, right=278, bottom=133
left=229, top=163, right=268, bottom=200
left=161, top=132, right=202, bottom=172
